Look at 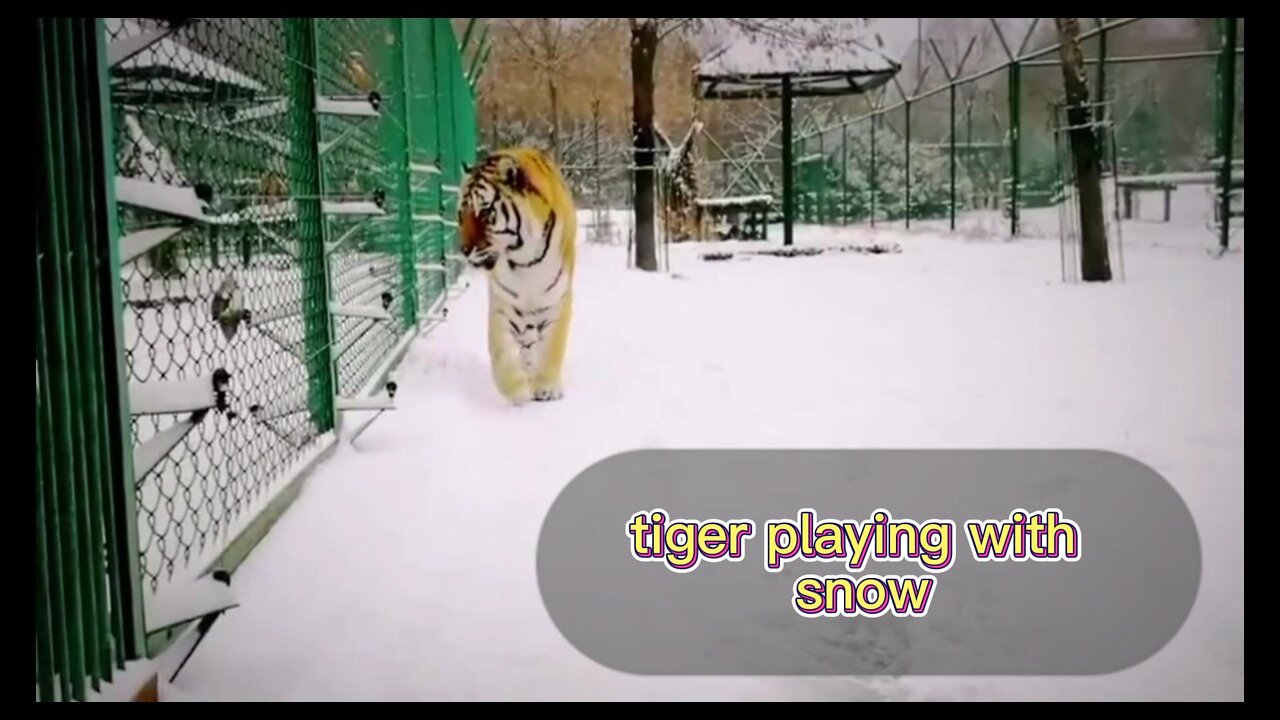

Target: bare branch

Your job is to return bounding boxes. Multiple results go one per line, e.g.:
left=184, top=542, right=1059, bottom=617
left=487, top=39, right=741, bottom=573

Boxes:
left=657, top=18, right=697, bottom=40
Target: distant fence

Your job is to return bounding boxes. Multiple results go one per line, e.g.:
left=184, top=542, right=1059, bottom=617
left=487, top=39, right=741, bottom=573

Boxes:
left=793, top=18, right=1243, bottom=248
left=35, top=17, right=477, bottom=701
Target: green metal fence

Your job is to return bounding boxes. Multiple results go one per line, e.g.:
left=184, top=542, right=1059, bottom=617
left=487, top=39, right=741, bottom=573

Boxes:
left=36, top=17, right=478, bottom=701
left=795, top=18, right=1244, bottom=250
left=36, top=17, right=146, bottom=703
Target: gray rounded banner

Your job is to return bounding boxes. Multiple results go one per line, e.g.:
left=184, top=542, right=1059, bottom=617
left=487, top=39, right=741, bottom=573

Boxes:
left=535, top=450, right=1200, bottom=675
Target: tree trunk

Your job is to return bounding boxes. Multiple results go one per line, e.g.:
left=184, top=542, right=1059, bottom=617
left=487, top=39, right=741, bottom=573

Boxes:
left=548, top=77, right=560, bottom=161
left=1054, top=17, right=1111, bottom=282
left=630, top=20, right=658, bottom=272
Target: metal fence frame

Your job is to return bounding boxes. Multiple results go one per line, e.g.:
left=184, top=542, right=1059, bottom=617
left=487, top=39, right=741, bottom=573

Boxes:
left=795, top=17, right=1243, bottom=250
left=36, top=17, right=479, bottom=701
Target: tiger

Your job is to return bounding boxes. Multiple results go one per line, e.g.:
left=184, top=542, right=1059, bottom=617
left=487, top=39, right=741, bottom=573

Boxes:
left=457, top=147, right=577, bottom=405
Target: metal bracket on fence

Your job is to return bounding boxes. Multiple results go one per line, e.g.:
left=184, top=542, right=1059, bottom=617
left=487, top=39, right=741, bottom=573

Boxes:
left=133, top=408, right=211, bottom=482
left=248, top=394, right=309, bottom=423
left=115, top=176, right=211, bottom=220
left=245, top=303, right=303, bottom=327
left=116, top=176, right=298, bottom=227
left=335, top=394, right=396, bottom=412
left=244, top=394, right=316, bottom=449
left=337, top=270, right=396, bottom=303
left=107, top=18, right=195, bottom=69
left=330, top=300, right=393, bottom=322
left=156, top=569, right=236, bottom=684
left=315, top=93, right=381, bottom=118
left=325, top=217, right=373, bottom=255
left=442, top=254, right=470, bottom=294
left=257, top=226, right=300, bottom=259
left=337, top=263, right=396, bottom=299
left=318, top=124, right=358, bottom=156
left=119, top=226, right=185, bottom=265
left=421, top=308, right=448, bottom=323
left=336, top=378, right=398, bottom=446
left=128, top=369, right=228, bottom=416
left=224, top=98, right=288, bottom=125
left=322, top=200, right=385, bottom=217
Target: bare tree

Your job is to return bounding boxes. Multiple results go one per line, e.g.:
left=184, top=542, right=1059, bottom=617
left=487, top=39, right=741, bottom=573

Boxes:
left=627, top=18, right=869, bottom=271
left=630, top=19, right=663, bottom=270
left=500, top=18, right=603, bottom=161
left=1054, top=17, right=1111, bottom=281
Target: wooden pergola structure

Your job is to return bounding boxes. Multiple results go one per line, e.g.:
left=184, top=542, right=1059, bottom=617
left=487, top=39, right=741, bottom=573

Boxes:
left=696, top=38, right=901, bottom=245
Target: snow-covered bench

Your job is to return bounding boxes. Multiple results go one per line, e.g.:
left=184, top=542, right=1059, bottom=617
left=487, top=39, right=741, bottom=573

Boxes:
left=694, top=194, right=774, bottom=241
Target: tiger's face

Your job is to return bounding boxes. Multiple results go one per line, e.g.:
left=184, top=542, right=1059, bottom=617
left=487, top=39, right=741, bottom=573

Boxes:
left=458, top=153, right=534, bottom=271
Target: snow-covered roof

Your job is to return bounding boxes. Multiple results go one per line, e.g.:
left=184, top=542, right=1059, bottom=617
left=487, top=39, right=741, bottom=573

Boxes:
left=696, top=19, right=900, bottom=97
left=698, top=37, right=898, bottom=78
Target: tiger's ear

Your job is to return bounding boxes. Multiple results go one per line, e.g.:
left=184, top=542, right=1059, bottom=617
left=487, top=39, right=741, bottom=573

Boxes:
left=461, top=162, right=473, bottom=176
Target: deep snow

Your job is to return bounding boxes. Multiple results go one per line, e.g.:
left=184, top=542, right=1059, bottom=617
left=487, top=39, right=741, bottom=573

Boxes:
left=160, top=211, right=1243, bottom=701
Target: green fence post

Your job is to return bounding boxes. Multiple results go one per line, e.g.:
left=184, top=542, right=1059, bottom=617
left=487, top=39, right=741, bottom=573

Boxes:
left=434, top=19, right=460, bottom=262
left=1009, top=60, right=1021, bottom=237
left=33, top=16, right=188, bottom=692
left=46, top=24, right=89, bottom=697
left=841, top=123, right=848, bottom=225
left=796, top=136, right=805, bottom=223
left=65, top=19, right=116, bottom=687
left=411, top=18, right=445, bottom=310
left=91, top=17, right=145, bottom=669
left=949, top=82, right=957, bottom=230
left=966, top=97, right=973, bottom=210
left=816, top=131, right=826, bottom=224
left=904, top=99, right=912, bottom=227
left=392, top=19, right=418, bottom=328
left=870, top=113, right=877, bottom=227
left=781, top=75, right=793, bottom=246
left=285, top=18, right=336, bottom=432
left=1215, top=17, right=1238, bottom=252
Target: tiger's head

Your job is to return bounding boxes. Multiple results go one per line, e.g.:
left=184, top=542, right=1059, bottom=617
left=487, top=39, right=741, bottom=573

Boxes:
left=458, top=150, right=546, bottom=271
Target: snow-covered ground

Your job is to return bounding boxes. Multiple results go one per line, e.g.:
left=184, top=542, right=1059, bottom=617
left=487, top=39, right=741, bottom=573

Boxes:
left=160, top=207, right=1243, bottom=701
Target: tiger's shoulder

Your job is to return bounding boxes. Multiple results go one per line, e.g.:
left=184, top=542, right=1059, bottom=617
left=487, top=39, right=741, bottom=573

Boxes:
left=491, top=146, right=577, bottom=263
left=493, top=147, right=572, bottom=203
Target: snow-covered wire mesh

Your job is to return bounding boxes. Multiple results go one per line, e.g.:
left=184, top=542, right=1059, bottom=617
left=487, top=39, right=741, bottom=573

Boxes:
left=104, top=18, right=477, bottom=597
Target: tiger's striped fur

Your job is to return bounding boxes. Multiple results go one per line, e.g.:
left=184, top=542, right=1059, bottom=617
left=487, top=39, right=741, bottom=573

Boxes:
left=458, top=147, right=577, bottom=405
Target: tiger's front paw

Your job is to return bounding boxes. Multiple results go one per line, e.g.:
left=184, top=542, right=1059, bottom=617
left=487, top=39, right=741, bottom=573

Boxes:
left=495, top=373, right=534, bottom=406
left=507, top=388, right=535, bottom=405
left=533, top=387, right=564, bottom=402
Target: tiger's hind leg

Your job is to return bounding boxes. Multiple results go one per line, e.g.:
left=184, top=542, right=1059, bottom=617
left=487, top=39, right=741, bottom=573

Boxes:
left=532, top=295, right=572, bottom=402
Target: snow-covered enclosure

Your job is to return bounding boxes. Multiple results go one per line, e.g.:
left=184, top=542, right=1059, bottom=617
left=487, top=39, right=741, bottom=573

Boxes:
left=164, top=209, right=1243, bottom=701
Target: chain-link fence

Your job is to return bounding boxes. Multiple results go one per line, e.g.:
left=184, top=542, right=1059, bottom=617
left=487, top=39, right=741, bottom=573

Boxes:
left=36, top=18, right=478, bottom=700
left=795, top=18, right=1244, bottom=250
